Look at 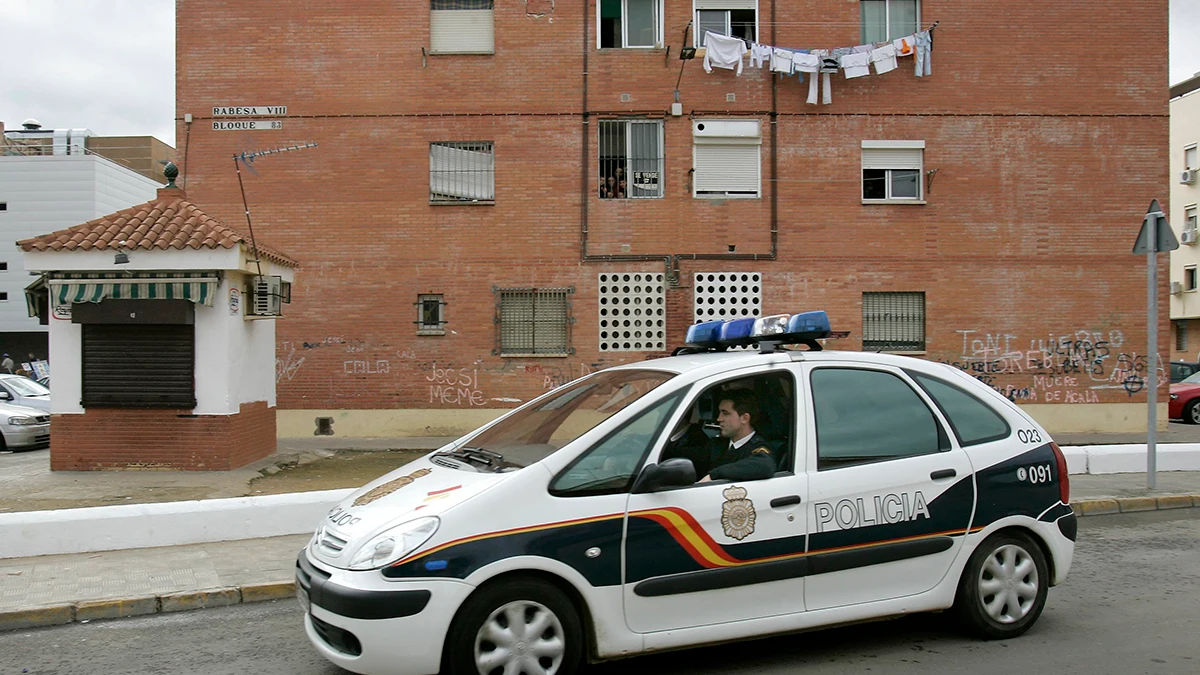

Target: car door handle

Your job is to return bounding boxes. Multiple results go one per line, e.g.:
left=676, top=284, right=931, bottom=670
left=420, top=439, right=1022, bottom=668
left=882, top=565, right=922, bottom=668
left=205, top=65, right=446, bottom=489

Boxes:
left=930, top=469, right=957, bottom=480
left=770, top=495, right=802, bottom=508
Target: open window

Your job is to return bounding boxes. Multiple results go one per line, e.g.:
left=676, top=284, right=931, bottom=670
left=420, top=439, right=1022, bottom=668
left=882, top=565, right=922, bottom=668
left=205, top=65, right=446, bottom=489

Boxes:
left=695, top=1, right=757, bottom=48
left=599, top=0, right=662, bottom=48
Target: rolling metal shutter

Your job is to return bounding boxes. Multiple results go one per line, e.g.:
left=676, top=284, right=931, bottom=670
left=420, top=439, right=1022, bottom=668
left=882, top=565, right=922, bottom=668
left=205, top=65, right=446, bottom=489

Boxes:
left=430, top=9, right=495, bottom=54
left=82, top=324, right=196, bottom=408
left=861, top=147, right=923, bottom=170
left=694, top=0, right=757, bottom=9
left=694, top=145, right=761, bottom=196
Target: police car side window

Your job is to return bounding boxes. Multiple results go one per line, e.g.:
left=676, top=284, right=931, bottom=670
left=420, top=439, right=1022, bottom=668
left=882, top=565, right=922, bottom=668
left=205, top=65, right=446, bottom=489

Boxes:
left=812, top=368, right=944, bottom=470
left=549, top=393, right=683, bottom=497
left=910, top=372, right=1011, bottom=446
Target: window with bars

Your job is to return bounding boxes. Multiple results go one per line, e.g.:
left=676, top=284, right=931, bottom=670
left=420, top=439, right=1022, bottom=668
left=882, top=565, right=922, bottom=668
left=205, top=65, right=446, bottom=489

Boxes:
left=497, top=288, right=572, bottom=356
left=1176, top=321, right=1188, bottom=352
left=599, top=120, right=664, bottom=199
left=862, top=292, right=926, bottom=352
left=430, top=0, right=494, bottom=54
left=417, top=294, right=446, bottom=335
left=430, top=141, right=494, bottom=203
left=860, top=0, right=919, bottom=43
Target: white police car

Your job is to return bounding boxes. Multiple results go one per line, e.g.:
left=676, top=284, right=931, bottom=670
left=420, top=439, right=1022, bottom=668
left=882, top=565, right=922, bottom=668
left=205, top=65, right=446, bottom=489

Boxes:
left=297, top=311, right=1076, bottom=675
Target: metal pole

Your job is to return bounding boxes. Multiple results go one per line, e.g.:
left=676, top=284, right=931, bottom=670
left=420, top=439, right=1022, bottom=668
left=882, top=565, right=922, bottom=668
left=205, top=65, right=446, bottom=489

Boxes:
left=1147, top=212, right=1157, bottom=490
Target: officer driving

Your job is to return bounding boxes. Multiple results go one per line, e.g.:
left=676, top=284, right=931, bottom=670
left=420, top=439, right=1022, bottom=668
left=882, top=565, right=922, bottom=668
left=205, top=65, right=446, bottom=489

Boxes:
left=665, top=388, right=779, bottom=482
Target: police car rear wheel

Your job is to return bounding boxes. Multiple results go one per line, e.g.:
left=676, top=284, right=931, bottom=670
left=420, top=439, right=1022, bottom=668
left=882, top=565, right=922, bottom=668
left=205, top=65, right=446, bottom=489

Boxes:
left=954, top=532, right=1049, bottom=639
left=445, top=579, right=582, bottom=675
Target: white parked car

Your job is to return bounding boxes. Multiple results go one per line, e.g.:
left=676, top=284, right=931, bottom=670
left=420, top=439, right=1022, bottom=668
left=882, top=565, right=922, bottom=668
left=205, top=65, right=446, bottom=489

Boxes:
left=0, top=400, right=50, bottom=451
left=0, top=374, right=50, bottom=412
left=297, top=311, right=1076, bottom=675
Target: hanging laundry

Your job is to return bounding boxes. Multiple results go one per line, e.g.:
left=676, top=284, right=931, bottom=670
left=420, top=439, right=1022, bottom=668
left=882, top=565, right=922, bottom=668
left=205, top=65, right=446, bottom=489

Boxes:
left=893, top=35, right=916, bottom=57
left=914, top=30, right=932, bottom=77
left=771, top=47, right=795, bottom=74
left=807, top=52, right=838, bottom=105
left=840, top=52, right=870, bottom=79
left=851, top=44, right=874, bottom=54
left=703, top=32, right=746, bottom=75
left=870, top=43, right=898, bottom=74
left=750, top=42, right=773, bottom=69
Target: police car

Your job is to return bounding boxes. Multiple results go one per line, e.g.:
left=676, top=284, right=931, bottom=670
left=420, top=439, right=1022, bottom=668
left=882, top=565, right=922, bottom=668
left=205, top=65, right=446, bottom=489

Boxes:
left=297, top=311, right=1076, bottom=675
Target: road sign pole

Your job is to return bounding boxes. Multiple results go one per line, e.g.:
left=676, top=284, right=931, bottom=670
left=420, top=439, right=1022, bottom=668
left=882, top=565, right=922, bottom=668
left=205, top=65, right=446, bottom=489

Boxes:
left=1146, top=213, right=1157, bottom=490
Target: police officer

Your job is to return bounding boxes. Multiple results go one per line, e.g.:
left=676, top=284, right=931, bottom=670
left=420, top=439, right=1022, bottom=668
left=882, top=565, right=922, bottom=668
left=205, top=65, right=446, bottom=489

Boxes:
left=661, top=405, right=714, bottom=474
left=698, top=389, right=777, bottom=482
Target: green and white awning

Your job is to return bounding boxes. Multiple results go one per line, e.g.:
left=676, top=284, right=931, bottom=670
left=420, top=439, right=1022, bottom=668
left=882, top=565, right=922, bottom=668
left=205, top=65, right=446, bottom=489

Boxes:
left=49, top=272, right=221, bottom=307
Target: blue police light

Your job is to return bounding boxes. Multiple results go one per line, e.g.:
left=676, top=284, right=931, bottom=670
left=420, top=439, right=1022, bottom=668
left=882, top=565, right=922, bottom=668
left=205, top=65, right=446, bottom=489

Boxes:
left=683, top=310, right=839, bottom=351
left=685, top=320, right=726, bottom=347
left=719, top=318, right=756, bottom=342
left=784, top=310, right=831, bottom=337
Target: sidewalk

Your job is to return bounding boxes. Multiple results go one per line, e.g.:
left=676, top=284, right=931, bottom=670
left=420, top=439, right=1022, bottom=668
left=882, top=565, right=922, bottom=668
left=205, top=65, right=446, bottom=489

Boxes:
left=1, top=471, right=1197, bottom=632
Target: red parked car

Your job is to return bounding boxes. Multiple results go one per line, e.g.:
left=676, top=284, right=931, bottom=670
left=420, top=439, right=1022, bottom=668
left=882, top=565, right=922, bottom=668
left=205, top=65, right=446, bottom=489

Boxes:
left=1169, top=371, right=1200, bottom=423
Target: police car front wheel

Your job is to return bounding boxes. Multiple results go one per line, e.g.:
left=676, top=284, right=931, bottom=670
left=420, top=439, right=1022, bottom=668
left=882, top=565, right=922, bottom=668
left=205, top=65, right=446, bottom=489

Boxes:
left=444, top=578, right=583, bottom=675
left=953, top=532, right=1050, bottom=640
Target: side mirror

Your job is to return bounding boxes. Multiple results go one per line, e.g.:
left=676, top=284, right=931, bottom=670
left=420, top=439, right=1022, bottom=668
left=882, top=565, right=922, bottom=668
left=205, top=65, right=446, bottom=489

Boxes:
left=632, top=458, right=697, bottom=493
left=0, top=391, right=11, bottom=401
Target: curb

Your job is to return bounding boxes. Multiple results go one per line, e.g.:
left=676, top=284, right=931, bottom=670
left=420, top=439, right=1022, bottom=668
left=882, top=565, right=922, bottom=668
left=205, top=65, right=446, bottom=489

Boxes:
left=2, top=496, right=1198, bottom=633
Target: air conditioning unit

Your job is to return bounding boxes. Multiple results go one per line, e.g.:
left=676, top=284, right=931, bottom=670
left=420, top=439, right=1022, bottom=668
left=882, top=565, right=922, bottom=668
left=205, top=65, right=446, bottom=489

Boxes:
left=1184, top=229, right=1200, bottom=245
left=1171, top=281, right=1184, bottom=295
left=249, top=275, right=283, bottom=317
left=1182, top=169, right=1198, bottom=185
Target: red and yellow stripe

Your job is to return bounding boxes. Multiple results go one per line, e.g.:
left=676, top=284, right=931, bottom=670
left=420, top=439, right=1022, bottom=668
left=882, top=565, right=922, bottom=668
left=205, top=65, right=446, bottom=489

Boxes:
left=394, top=512, right=625, bottom=566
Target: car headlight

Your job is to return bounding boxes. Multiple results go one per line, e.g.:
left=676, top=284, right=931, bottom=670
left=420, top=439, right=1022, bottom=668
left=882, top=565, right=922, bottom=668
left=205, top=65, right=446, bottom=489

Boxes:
left=347, top=517, right=439, bottom=571
left=8, top=416, right=37, bottom=425
left=1170, top=393, right=1178, bottom=400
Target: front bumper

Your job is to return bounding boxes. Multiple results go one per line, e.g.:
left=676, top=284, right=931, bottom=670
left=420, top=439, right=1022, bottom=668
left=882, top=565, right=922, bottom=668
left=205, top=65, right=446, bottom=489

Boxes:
left=297, top=549, right=474, bottom=675
left=2, top=423, right=49, bottom=449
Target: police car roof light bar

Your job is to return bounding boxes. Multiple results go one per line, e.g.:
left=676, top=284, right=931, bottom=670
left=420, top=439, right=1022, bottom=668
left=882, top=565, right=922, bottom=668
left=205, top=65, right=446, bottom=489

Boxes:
left=681, top=310, right=845, bottom=354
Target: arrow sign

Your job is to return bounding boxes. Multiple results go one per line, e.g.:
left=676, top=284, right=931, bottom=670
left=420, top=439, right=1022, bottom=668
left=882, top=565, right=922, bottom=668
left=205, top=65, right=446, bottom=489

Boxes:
left=1132, top=199, right=1178, bottom=254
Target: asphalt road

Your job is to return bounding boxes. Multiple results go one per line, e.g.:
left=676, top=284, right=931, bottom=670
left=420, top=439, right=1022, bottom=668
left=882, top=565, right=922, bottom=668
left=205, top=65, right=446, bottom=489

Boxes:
left=1, top=510, right=1196, bottom=675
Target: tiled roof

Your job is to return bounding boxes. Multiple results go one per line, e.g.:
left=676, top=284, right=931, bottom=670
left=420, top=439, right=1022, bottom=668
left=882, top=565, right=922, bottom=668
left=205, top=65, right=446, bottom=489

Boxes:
left=16, top=188, right=299, bottom=268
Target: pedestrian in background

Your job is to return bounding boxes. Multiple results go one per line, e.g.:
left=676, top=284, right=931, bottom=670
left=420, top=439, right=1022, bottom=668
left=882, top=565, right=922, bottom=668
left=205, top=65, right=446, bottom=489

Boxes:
left=1, top=354, right=13, bottom=373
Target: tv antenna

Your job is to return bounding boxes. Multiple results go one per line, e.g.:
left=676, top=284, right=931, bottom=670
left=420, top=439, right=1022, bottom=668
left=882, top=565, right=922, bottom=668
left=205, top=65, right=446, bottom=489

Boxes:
left=233, top=142, right=318, bottom=275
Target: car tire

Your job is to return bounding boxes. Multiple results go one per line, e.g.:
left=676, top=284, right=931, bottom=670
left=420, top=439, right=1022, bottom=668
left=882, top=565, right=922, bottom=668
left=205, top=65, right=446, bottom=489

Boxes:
left=952, top=531, right=1049, bottom=640
left=1185, top=400, right=1200, bottom=425
left=443, top=578, right=583, bottom=675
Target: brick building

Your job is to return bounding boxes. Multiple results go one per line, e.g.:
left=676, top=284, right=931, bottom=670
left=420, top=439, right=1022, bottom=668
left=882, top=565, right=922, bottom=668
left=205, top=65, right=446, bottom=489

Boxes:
left=174, top=0, right=1169, bottom=436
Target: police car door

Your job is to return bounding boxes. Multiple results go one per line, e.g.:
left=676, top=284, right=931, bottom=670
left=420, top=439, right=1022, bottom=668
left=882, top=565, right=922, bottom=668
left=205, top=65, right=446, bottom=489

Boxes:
left=622, top=367, right=810, bottom=632
left=802, top=363, right=973, bottom=611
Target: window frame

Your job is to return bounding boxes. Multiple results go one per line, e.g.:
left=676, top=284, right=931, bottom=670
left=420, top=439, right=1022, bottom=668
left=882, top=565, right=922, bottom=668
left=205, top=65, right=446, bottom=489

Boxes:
left=598, top=119, right=665, bottom=200
left=861, top=140, right=925, bottom=204
left=1187, top=266, right=1198, bottom=292
left=1176, top=321, right=1189, bottom=352
left=862, top=291, right=926, bottom=353
left=495, top=286, right=574, bottom=357
left=692, top=119, right=762, bottom=199
left=597, top=0, right=664, bottom=49
left=809, top=365, right=949, bottom=472
left=429, top=140, right=495, bottom=204
left=859, top=0, right=921, bottom=43
left=429, top=0, right=495, bottom=55
left=416, top=293, right=446, bottom=335
left=1185, top=204, right=1198, bottom=233
left=1185, top=143, right=1198, bottom=170
left=693, top=3, right=758, bottom=49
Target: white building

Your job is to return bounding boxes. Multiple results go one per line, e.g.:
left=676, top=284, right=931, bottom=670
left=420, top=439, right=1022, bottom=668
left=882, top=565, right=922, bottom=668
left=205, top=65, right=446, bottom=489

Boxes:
left=1, top=120, right=164, bottom=357
left=1170, top=75, right=1200, bottom=363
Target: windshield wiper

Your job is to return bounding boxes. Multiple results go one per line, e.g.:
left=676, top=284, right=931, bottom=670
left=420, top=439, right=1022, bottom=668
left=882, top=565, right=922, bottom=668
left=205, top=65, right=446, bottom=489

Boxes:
left=435, top=447, right=509, bottom=472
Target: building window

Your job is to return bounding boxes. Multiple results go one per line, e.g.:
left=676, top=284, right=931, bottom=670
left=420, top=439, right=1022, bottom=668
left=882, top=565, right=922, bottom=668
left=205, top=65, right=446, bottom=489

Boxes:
left=1187, top=205, right=1198, bottom=232
left=693, top=119, right=761, bottom=198
left=599, top=0, right=662, bottom=48
left=497, top=287, right=572, bottom=356
left=1186, top=144, right=1198, bottom=170
left=430, top=141, right=494, bottom=203
left=0, top=292, right=7, bottom=301
left=0, top=202, right=6, bottom=211
left=430, top=0, right=494, bottom=54
left=862, top=291, right=925, bottom=352
left=1187, top=266, right=1198, bottom=292
left=861, top=0, right=919, bottom=43
left=599, top=120, right=663, bottom=199
left=1177, top=321, right=1188, bottom=352
left=695, top=2, right=756, bottom=48
left=862, top=140, right=924, bottom=202
left=82, top=324, right=196, bottom=408
left=417, top=294, right=446, bottom=335
left=599, top=273, right=665, bottom=352
left=0, top=262, right=7, bottom=271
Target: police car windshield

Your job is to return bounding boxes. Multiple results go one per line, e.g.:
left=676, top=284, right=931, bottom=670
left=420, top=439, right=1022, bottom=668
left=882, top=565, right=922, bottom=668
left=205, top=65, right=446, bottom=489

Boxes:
left=443, top=369, right=675, bottom=470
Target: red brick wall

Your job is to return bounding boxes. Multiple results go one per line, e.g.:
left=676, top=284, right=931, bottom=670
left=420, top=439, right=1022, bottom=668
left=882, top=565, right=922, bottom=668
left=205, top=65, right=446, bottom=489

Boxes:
left=50, top=402, right=276, bottom=471
left=175, top=1, right=1170, bottom=411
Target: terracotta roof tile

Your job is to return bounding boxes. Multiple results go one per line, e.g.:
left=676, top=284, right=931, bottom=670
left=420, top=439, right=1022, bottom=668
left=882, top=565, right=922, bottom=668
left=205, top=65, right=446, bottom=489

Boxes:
left=16, top=191, right=298, bottom=268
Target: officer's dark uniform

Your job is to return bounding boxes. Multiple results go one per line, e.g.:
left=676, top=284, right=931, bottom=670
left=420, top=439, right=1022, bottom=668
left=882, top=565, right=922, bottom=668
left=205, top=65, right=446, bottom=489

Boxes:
left=661, top=423, right=712, bottom=471
left=706, top=431, right=778, bottom=481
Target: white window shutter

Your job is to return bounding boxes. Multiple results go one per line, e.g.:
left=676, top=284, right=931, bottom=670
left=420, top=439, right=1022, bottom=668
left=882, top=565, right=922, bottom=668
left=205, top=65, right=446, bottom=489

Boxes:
left=694, top=145, right=761, bottom=196
left=430, top=9, right=495, bottom=54
left=694, top=0, right=757, bottom=10
left=862, top=147, right=923, bottom=170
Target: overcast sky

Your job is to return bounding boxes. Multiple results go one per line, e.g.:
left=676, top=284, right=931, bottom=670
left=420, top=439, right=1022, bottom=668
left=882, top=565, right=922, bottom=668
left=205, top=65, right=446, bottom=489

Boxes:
left=1, top=0, right=1199, bottom=149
